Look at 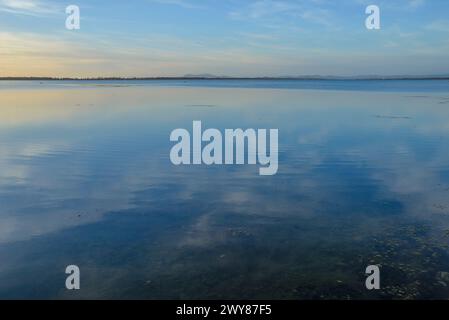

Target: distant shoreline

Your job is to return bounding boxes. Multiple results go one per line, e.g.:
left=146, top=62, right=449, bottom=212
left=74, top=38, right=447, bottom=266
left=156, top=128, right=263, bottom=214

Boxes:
left=1, top=77, right=449, bottom=81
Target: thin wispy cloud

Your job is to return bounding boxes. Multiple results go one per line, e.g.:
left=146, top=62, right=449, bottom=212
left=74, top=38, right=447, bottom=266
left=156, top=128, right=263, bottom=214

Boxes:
left=354, top=0, right=425, bottom=11
left=229, top=0, right=333, bottom=27
left=230, top=0, right=300, bottom=19
left=149, top=0, right=205, bottom=9
left=0, top=0, right=60, bottom=16
left=426, top=20, right=449, bottom=33
left=408, top=0, right=425, bottom=9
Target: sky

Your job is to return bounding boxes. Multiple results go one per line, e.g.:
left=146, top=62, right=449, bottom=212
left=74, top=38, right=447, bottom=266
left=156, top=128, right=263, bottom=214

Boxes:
left=0, top=0, right=449, bottom=77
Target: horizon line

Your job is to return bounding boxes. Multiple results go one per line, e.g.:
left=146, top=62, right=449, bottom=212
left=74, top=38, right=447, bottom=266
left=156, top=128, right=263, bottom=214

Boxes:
left=1, top=75, right=449, bottom=81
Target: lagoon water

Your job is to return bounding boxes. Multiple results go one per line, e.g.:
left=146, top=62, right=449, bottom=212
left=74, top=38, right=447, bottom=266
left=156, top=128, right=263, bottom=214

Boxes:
left=1, top=80, right=449, bottom=299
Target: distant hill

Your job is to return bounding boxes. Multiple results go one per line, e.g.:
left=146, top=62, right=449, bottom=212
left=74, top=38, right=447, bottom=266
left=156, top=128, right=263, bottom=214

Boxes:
left=183, top=74, right=230, bottom=78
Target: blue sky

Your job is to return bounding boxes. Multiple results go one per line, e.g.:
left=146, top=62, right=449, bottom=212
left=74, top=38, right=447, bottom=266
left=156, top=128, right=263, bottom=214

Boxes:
left=1, top=0, right=449, bottom=77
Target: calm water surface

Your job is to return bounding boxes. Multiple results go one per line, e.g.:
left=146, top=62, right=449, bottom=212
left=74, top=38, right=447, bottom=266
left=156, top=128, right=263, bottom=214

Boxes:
left=1, top=80, right=449, bottom=299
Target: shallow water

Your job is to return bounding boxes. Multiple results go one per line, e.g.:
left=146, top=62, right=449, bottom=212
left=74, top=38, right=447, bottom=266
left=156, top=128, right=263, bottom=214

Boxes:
left=1, top=80, right=449, bottom=299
